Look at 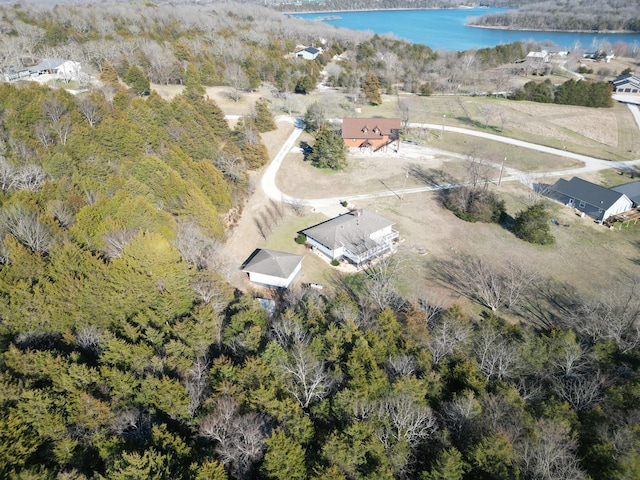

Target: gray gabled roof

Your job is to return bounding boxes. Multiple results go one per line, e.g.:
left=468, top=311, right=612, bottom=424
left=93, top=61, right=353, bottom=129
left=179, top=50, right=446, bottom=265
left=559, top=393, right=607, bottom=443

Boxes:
left=611, top=180, right=640, bottom=205
left=612, top=73, right=640, bottom=89
left=28, top=58, right=65, bottom=74
left=304, top=47, right=320, bottom=54
left=241, top=249, right=303, bottom=279
left=551, top=177, right=627, bottom=210
left=300, top=209, right=393, bottom=252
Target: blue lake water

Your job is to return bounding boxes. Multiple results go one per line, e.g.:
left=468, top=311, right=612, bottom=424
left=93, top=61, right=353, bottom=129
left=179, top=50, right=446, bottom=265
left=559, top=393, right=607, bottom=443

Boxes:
left=292, top=8, right=640, bottom=51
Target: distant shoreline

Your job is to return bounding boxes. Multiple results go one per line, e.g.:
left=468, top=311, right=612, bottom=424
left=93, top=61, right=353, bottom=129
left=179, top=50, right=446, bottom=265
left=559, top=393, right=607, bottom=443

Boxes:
left=467, top=23, right=639, bottom=35
left=285, top=8, right=640, bottom=35
left=282, top=7, right=478, bottom=15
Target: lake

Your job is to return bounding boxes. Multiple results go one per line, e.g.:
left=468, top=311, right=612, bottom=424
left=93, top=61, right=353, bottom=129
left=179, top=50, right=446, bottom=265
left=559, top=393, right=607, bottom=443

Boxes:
left=292, top=8, right=640, bottom=51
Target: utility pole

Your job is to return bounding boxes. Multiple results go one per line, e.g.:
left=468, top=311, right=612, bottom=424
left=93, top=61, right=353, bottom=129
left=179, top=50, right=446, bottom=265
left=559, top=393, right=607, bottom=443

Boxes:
left=498, top=155, right=506, bottom=186
left=441, top=114, right=446, bottom=140
left=401, top=167, right=409, bottom=200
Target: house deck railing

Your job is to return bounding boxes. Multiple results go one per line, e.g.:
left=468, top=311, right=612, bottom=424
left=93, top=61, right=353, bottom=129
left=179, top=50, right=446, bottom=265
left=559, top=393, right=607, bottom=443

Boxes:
left=343, top=230, right=399, bottom=265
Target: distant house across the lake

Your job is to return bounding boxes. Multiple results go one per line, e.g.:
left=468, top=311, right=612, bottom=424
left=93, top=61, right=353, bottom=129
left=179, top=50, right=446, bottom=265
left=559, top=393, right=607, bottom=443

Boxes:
left=341, top=117, right=401, bottom=152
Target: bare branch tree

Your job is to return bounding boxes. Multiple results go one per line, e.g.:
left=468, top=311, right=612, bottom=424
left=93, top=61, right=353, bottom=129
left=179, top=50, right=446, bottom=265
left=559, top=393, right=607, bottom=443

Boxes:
left=0, top=204, right=53, bottom=253
left=185, top=355, right=209, bottom=420
left=519, top=419, right=588, bottom=480
left=101, top=229, right=137, bottom=260
left=199, top=396, right=269, bottom=478
left=174, top=221, right=221, bottom=270
left=76, top=96, right=103, bottom=127
left=566, top=275, right=640, bottom=353
left=280, top=341, right=335, bottom=409
left=428, top=313, right=473, bottom=365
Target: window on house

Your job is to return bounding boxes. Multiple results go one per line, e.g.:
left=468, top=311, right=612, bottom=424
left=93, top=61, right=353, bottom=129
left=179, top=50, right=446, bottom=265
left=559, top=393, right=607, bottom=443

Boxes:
left=579, top=200, right=586, bottom=208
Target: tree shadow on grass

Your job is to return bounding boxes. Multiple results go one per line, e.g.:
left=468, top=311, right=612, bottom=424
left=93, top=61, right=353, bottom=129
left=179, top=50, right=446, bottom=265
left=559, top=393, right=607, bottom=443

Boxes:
left=407, top=163, right=456, bottom=187
left=519, top=278, right=579, bottom=331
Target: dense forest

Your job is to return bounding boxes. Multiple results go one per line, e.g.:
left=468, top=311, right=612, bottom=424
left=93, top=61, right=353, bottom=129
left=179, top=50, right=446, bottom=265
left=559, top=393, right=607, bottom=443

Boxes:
left=0, top=2, right=639, bottom=479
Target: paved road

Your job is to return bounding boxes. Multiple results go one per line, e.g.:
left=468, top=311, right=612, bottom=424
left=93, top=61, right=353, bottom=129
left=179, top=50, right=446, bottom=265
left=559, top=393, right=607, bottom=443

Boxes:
left=259, top=117, right=640, bottom=209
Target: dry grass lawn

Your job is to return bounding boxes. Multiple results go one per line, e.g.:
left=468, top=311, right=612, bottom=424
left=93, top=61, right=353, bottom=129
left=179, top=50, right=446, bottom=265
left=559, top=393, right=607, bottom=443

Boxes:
left=150, top=78, right=640, bottom=319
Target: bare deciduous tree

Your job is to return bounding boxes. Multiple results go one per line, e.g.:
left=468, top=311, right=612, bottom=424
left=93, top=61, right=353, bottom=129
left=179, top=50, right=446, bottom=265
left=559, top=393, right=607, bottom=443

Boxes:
left=101, top=229, right=137, bottom=260
left=474, top=323, right=518, bottom=381
left=552, top=369, right=606, bottom=412
left=191, top=272, right=226, bottom=312
left=35, top=122, right=54, bottom=147
left=280, top=341, right=335, bottom=409
left=174, top=221, right=221, bottom=270
left=519, top=419, right=588, bottom=480
left=76, top=325, right=103, bottom=357
left=441, top=390, right=481, bottom=441
left=224, top=63, right=249, bottom=102
left=566, top=275, right=640, bottom=353
left=435, top=254, right=538, bottom=312
left=378, top=394, right=437, bottom=446
left=386, top=354, right=418, bottom=378
left=185, top=355, right=209, bottom=420
left=428, top=313, right=473, bottom=365
left=0, top=204, right=53, bottom=253
left=76, top=96, right=103, bottom=127
left=42, top=96, right=67, bottom=122
left=199, top=396, right=269, bottom=478
left=48, top=200, right=75, bottom=228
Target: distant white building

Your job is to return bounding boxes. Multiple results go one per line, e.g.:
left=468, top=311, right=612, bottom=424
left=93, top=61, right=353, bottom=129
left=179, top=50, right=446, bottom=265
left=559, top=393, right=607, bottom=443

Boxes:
left=3, top=58, right=84, bottom=83
left=296, top=47, right=321, bottom=60
left=526, top=50, right=549, bottom=62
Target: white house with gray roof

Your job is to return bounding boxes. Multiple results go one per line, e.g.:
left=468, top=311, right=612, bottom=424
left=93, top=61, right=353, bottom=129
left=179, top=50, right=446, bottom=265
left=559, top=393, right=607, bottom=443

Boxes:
left=551, top=177, right=633, bottom=223
left=241, top=249, right=303, bottom=289
left=295, top=46, right=321, bottom=60
left=300, top=209, right=398, bottom=266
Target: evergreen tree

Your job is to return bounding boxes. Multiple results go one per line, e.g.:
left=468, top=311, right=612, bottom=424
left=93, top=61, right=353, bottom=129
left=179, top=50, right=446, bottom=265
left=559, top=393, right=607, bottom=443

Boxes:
left=253, top=98, right=277, bottom=133
left=100, top=61, right=120, bottom=87
left=124, top=65, right=150, bottom=96
left=183, top=63, right=206, bottom=100
left=308, top=126, right=347, bottom=170
left=261, top=429, right=307, bottom=480
left=294, top=75, right=316, bottom=94
left=362, top=72, right=382, bottom=105
left=513, top=202, right=555, bottom=245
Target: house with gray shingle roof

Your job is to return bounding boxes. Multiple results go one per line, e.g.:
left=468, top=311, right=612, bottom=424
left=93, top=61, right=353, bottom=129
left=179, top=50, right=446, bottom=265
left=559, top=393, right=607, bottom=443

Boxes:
left=611, top=180, right=640, bottom=206
left=300, top=209, right=399, bottom=266
left=611, top=73, right=640, bottom=94
left=241, top=249, right=303, bottom=289
left=551, top=177, right=633, bottom=223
